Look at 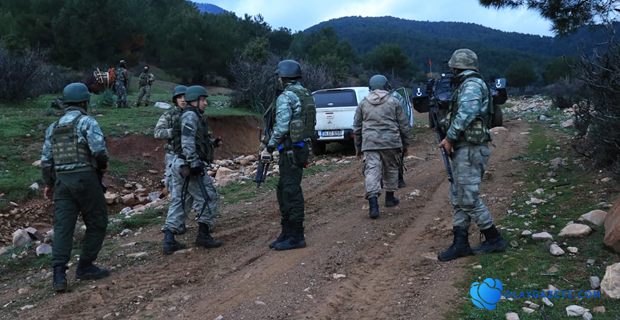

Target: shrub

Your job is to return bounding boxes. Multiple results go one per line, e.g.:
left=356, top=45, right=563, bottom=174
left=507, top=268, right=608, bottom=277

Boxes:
left=0, top=45, right=45, bottom=102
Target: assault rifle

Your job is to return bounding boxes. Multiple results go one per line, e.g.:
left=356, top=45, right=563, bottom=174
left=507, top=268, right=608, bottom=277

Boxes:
left=255, top=99, right=277, bottom=188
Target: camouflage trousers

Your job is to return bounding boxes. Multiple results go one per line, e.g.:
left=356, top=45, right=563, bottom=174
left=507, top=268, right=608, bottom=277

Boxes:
left=163, top=153, right=196, bottom=223
left=114, top=82, right=128, bottom=108
left=136, top=85, right=151, bottom=106
left=163, top=157, right=219, bottom=234
left=450, top=144, right=494, bottom=230
left=363, top=148, right=401, bottom=199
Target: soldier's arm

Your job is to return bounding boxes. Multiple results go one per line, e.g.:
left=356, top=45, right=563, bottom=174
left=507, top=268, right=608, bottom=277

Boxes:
left=181, top=112, right=200, bottom=167
left=446, top=82, right=484, bottom=143
left=267, top=93, right=293, bottom=149
left=154, top=112, right=172, bottom=139
left=394, top=99, right=412, bottom=148
left=83, top=117, right=109, bottom=169
left=40, top=124, right=56, bottom=186
left=352, top=102, right=364, bottom=151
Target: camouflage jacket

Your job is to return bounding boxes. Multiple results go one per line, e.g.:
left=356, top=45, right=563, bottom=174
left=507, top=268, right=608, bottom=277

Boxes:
left=41, top=107, right=108, bottom=185
left=116, top=67, right=128, bottom=86
left=446, top=70, right=491, bottom=144
left=353, top=89, right=411, bottom=152
left=154, top=105, right=182, bottom=154
left=391, top=90, right=414, bottom=128
left=138, top=72, right=155, bottom=87
left=267, top=81, right=304, bottom=149
left=181, top=107, right=215, bottom=166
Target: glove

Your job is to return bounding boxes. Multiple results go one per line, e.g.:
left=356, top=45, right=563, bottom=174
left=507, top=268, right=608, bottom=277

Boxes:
left=402, top=147, right=408, bottom=157
left=260, top=149, right=272, bottom=161
left=213, top=136, right=223, bottom=147
left=180, top=165, right=190, bottom=178
left=266, top=145, right=275, bottom=153
left=190, top=162, right=205, bottom=176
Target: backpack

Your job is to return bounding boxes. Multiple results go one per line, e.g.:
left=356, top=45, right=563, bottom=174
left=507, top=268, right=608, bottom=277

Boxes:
left=460, top=75, right=503, bottom=129
left=286, top=86, right=317, bottom=143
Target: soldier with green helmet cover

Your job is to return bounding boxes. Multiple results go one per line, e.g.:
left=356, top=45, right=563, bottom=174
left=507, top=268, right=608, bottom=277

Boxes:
left=41, top=82, right=110, bottom=292
left=354, top=74, right=412, bottom=219
left=160, top=85, right=223, bottom=254
left=437, top=48, right=507, bottom=261
left=114, top=59, right=129, bottom=108
left=262, top=59, right=316, bottom=251
left=136, top=65, right=155, bottom=107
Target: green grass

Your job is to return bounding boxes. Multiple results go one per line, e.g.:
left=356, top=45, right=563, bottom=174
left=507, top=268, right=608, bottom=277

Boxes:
left=454, top=123, right=619, bottom=319
left=0, top=244, right=51, bottom=274
left=107, top=208, right=165, bottom=235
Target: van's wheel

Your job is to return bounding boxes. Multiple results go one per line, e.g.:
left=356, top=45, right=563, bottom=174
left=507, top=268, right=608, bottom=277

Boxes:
left=311, top=140, right=326, bottom=156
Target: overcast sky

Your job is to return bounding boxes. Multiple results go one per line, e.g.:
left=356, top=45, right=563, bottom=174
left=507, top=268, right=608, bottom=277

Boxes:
left=196, top=0, right=555, bottom=37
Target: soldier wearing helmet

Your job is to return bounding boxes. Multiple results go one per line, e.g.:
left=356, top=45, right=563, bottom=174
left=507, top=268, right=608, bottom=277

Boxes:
left=114, top=59, right=129, bottom=108
left=353, top=74, right=411, bottom=219
left=262, top=59, right=315, bottom=251
left=437, top=48, right=507, bottom=261
left=41, top=82, right=110, bottom=292
left=160, top=85, right=223, bottom=254
left=136, top=65, right=155, bottom=107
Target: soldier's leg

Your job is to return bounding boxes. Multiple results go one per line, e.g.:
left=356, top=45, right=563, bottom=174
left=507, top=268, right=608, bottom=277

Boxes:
left=187, top=168, right=222, bottom=248
left=75, top=172, right=108, bottom=264
left=195, top=174, right=219, bottom=228
left=363, top=151, right=382, bottom=218
left=51, top=179, right=79, bottom=269
left=136, top=87, right=145, bottom=106
left=381, top=148, right=401, bottom=207
left=273, top=146, right=307, bottom=250
left=145, top=85, right=152, bottom=105
left=163, top=158, right=190, bottom=233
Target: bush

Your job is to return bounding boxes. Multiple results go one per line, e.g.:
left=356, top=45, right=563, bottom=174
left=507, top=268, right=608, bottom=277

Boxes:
left=573, top=43, right=620, bottom=173
left=544, top=77, right=587, bottom=109
left=0, top=45, right=45, bottom=102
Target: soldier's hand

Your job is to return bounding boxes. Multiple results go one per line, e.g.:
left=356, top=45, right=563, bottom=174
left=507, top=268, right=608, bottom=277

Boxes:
left=355, top=149, right=362, bottom=160
left=402, top=148, right=408, bottom=157
left=190, top=162, right=205, bottom=176
left=44, top=186, right=53, bottom=200
left=439, top=138, right=453, bottom=155
left=214, top=136, right=223, bottom=147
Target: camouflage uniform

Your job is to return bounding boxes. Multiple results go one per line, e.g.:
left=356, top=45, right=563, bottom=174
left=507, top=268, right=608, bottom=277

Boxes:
left=267, top=81, right=310, bottom=227
left=391, top=90, right=413, bottom=187
left=114, top=66, right=128, bottom=108
left=41, top=107, right=109, bottom=274
left=445, top=69, right=493, bottom=230
left=136, top=71, right=155, bottom=106
left=162, top=106, right=219, bottom=233
left=353, top=89, right=411, bottom=199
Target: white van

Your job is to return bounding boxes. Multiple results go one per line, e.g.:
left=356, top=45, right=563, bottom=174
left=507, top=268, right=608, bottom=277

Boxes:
left=311, top=87, right=369, bottom=155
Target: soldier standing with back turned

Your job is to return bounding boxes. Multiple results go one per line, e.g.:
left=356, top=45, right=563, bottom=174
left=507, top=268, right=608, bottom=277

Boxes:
left=136, top=65, right=155, bottom=107
left=41, top=82, right=110, bottom=292
left=437, top=49, right=507, bottom=261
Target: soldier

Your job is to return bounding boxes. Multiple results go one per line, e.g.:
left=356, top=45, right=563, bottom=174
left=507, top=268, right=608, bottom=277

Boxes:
left=353, top=74, right=411, bottom=219
left=437, top=48, right=507, bottom=261
left=161, top=85, right=222, bottom=254
left=262, top=59, right=315, bottom=251
left=114, top=60, right=129, bottom=108
left=154, top=85, right=187, bottom=192
left=41, top=82, right=110, bottom=292
left=390, top=88, right=413, bottom=188
left=136, top=65, right=155, bottom=107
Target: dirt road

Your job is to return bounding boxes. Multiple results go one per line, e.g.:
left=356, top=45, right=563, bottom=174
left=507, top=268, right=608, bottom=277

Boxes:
left=3, top=119, right=529, bottom=320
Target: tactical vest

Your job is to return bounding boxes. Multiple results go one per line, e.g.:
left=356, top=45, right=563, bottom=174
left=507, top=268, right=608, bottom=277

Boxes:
left=138, top=73, right=148, bottom=86
left=51, top=115, right=93, bottom=171
left=165, top=107, right=183, bottom=155
left=286, top=86, right=316, bottom=143
left=448, top=72, right=492, bottom=144
left=184, top=107, right=214, bottom=163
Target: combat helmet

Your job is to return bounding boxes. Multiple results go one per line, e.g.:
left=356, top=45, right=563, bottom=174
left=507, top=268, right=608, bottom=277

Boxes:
left=172, top=85, right=187, bottom=103
left=276, top=59, right=302, bottom=78
left=184, top=85, right=208, bottom=102
left=62, top=82, right=91, bottom=104
left=448, top=49, right=478, bottom=71
left=368, top=74, right=391, bottom=91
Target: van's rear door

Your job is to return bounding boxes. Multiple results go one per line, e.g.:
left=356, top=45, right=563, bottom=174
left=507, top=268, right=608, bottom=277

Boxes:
left=313, top=89, right=360, bottom=140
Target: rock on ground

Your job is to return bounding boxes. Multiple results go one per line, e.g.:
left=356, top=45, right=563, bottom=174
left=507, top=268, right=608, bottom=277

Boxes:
left=532, top=232, right=553, bottom=240
left=549, top=243, right=565, bottom=256
left=36, top=243, right=52, bottom=256
left=566, top=305, right=589, bottom=316
left=12, top=229, right=31, bottom=247
left=558, top=223, right=592, bottom=238
left=578, top=209, right=607, bottom=227
left=601, top=262, right=620, bottom=299
left=604, top=199, right=620, bottom=253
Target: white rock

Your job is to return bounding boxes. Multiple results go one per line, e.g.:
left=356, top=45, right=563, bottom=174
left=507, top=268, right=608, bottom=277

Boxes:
left=550, top=243, right=565, bottom=256
left=254, top=300, right=266, bottom=306
left=20, top=304, right=34, bottom=311
left=542, top=297, right=554, bottom=307
left=561, top=118, right=574, bottom=128
left=592, top=306, right=605, bottom=313
left=35, top=244, right=52, bottom=256
left=567, top=247, right=579, bottom=254
left=505, top=312, right=519, bottom=320
left=582, top=312, right=593, bottom=320
left=120, top=207, right=133, bottom=215
left=332, top=273, right=346, bottom=279
left=29, top=182, right=39, bottom=191
left=120, top=242, right=137, bottom=247
left=532, top=232, right=553, bottom=240
left=409, top=189, right=421, bottom=197
left=154, top=102, right=172, bottom=109
left=590, top=276, right=600, bottom=289
left=525, top=301, right=540, bottom=309
left=32, top=160, right=42, bottom=167
left=0, top=246, right=8, bottom=256
left=126, top=252, right=148, bottom=258
left=566, top=305, right=589, bottom=316
left=104, top=192, right=119, bottom=205
left=530, top=197, right=545, bottom=204
left=578, top=210, right=607, bottom=226
left=522, top=307, right=535, bottom=314
left=120, top=229, right=132, bottom=237
left=214, top=316, right=224, bottom=320
left=601, top=177, right=612, bottom=183
left=559, top=224, right=592, bottom=237
left=521, top=230, right=532, bottom=236
left=601, top=262, right=620, bottom=299
left=12, top=229, right=31, bottom=247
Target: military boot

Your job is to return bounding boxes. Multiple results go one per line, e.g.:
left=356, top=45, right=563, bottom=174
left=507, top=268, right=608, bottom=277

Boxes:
left=76, top=260, right=110, bottom=280
left=438, top=226, right=473, bottom=261
left=385, top=191, right=400, bottom=207
left=52, top=265, right=68, bottom=292
left=368, top=196, right=380, bottom=219
left=162, top=229, right=186, bottom=255
left=274, top=222, right=306, bottom=251
left=195, top=223, right=223, bottom=248
left=471, top=225, right=507, bottom=255
left=269, top=221, right=290, bottom=249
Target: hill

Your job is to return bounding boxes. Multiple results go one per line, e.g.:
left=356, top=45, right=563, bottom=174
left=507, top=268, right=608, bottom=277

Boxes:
left=191, top=2, right=227, bottom=14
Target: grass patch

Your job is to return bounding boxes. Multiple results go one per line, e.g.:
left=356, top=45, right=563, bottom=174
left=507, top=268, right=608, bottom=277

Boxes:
left=455, top=123, right=619, bottom=319
left=107, top=208, right=164, bottom=235
left=0, top=244, right=51, bottom=274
